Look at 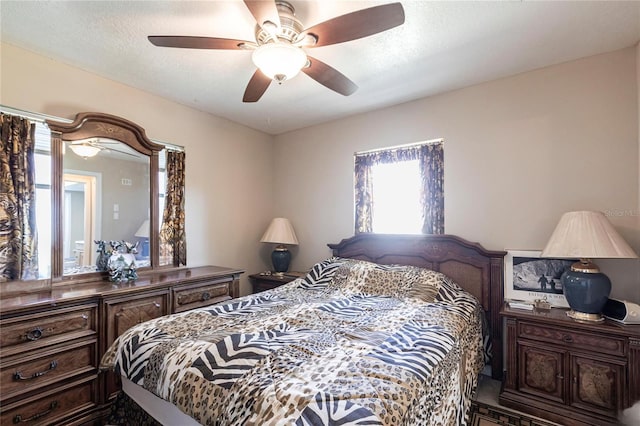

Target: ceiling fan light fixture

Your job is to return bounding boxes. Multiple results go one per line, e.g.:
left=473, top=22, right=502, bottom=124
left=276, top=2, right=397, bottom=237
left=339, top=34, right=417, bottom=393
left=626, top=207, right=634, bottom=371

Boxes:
left=252, top=42, right=307, bottom=82
left=69, top=143, right=100, bottom=159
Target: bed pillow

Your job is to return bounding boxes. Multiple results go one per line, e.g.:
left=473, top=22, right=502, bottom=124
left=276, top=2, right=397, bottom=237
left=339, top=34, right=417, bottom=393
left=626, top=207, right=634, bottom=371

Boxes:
left=327, top=259, right=446, bottom=302
left=297, top=257, right=348, bottom=289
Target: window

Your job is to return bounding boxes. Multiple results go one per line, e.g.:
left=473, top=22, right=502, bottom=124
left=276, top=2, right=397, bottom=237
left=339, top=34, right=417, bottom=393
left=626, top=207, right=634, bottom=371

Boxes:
left=354, top=140, right=444, bottom=235
left=370, top=159, right=422, bottom=233
left=34, top=122, right=51, bottom=278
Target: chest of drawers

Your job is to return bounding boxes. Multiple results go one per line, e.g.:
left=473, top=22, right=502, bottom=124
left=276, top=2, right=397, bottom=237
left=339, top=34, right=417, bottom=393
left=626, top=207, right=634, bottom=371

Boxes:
left=0, top=265, right=243, bottom=425
left=500, top=306, right=640, bottom=426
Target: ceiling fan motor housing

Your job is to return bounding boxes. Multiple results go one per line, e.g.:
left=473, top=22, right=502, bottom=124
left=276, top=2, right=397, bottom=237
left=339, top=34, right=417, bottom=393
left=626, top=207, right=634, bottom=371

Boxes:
left=255, top=1, right=303, bottom=45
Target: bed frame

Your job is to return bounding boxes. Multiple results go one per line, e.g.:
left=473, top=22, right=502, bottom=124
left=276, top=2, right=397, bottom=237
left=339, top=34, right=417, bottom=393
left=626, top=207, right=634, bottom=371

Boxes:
left=328, top=233, right=506, bottom=380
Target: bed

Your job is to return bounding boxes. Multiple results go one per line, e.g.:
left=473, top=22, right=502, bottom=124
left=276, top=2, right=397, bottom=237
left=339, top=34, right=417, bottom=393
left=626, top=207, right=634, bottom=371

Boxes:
left=100, top=234, right=505, bottom=425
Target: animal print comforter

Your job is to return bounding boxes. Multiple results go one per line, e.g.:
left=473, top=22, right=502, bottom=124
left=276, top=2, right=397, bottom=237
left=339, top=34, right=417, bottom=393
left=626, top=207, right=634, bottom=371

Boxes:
left=101, top=258, right=486, bottom=425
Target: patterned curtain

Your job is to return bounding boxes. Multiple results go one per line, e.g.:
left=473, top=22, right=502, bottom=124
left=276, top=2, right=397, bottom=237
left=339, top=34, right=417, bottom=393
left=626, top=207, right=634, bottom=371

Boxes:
left=354, top=141, right=444, bottom=234
left=354, top=154, right=375, bottom=233
left=419, top=142, right=444, bottom=234
left=159, top=150, right=186, bottom=266
left=0, top=113, right=39, bottom=281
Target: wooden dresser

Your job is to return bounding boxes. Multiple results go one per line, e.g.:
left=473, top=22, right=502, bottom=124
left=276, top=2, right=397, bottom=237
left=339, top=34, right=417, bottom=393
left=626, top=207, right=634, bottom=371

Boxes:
left=500, top=305, right=640, bottom=426
left=0, top=265, right=242, bottom=425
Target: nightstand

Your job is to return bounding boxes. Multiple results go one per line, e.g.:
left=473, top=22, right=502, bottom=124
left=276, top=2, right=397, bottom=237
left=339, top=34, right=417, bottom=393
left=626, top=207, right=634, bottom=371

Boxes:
left=249, top=272, right=306, bottom=293
left=500, top=305, right=640, bottom=426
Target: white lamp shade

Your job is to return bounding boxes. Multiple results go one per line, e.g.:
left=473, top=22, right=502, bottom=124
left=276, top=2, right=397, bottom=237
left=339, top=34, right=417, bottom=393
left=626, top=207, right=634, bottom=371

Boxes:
left=541, top=211, right=638, bottom=259
left=252, top=43, right=307, bottom=81
left=260, top=218, right=298, bottom=245
left=135, top=219, right=150, bottom=238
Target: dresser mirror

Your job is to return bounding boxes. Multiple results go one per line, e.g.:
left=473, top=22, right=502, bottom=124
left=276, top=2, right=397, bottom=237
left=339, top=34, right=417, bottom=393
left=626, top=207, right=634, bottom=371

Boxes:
left=62, top=138, right=151, bottom=275
left=47, top=113, right=165, bottom=280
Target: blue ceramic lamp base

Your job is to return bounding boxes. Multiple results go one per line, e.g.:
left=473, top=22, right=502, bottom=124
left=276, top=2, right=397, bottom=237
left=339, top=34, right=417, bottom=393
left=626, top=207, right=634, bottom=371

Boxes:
left=562, top=261, right=611, bottom=322
left=271, top=245, right=291, bottom=274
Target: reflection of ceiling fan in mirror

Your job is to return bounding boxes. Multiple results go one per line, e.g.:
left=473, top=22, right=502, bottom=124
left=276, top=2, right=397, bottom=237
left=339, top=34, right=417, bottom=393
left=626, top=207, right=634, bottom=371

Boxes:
left=148, top=1, right=405, bottom=102
left=67, top=139, right=140, bottom=160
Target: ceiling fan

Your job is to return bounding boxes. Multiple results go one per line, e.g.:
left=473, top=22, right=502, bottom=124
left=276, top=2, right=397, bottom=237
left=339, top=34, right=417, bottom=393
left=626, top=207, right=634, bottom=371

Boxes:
left=148, top=1, right=405, bottom=102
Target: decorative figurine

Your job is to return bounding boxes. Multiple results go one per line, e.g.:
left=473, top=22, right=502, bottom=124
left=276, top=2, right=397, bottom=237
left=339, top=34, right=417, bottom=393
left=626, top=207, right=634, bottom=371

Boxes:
left=95, top=240, right=111, bottom=272
left=106, top=240, right=139, bottom=282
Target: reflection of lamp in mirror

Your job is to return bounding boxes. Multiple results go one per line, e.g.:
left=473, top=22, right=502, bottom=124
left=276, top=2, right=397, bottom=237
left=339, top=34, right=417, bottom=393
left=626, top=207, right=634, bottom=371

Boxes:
left=135, top=219, right=150, bottom=258
left=541, top=211, right=638, bottom=322
left=69, top=143, right=100, bottom=159
left=260, top=218, right=298, bottom=275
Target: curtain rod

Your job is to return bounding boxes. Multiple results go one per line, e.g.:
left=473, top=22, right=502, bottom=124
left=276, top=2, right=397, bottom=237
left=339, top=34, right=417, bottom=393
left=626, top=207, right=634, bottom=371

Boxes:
left=0, top=105, right=72, bottom=124
left=0, top=104, right=185, bottom=152
left=355, top=138, right=443, bottom=156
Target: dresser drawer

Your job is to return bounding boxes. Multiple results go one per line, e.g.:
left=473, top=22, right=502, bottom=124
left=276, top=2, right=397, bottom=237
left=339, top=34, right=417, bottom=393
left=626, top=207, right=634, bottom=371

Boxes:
left=104, top=291, right=169, bottom=347
left=518, top=321, right=626, bottom=357
left=0, top=376, right=97, bottom=426
left=0, top=338, right=97, bottom=402
left=173, top=280, right=231, bottom=313
left=0, top=305, right=97, bottom=357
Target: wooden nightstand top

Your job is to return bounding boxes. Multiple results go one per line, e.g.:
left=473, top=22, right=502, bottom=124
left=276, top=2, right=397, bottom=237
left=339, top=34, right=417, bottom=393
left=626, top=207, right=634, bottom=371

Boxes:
left=501, top=304, right=640, bottom=337
left=249, top=271, right=306, bottom=283
left=249, top=272, right=307, bottom=294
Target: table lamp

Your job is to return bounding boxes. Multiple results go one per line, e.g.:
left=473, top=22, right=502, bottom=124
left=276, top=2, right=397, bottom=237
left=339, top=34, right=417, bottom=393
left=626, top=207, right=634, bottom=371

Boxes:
left=134, top=219, right=150, bottom=258
left=541, top=210, right=638, bottom=322
left=260, top=218, right=298, bottom=275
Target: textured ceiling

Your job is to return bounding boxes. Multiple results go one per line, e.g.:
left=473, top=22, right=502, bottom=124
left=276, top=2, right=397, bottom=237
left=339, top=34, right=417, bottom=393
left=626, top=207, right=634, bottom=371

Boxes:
left=1, top=1, right=639, bottom=135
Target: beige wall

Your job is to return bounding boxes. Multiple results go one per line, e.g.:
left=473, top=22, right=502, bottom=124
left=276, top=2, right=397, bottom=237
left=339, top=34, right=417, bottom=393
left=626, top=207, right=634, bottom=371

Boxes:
left=2, top=42, right=639, bottom=301
left=637, top=41, right=640, bottom=301
left=0, top=43, right=274, bottom=296
left=274, top=47, right=640, bottom=303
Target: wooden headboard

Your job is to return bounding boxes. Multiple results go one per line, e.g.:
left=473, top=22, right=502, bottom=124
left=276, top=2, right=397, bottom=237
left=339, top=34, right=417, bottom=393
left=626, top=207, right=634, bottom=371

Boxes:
left=328, top=233, right=506, bottom=380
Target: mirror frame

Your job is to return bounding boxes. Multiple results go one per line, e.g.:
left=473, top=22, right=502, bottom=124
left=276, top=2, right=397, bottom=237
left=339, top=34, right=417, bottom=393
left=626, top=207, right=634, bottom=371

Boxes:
left=47, top=112, right=165, bottom=281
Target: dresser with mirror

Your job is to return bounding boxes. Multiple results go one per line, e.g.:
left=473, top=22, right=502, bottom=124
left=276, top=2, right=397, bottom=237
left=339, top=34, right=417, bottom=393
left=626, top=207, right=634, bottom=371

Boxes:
left=0, top=111, right=242, bottom=425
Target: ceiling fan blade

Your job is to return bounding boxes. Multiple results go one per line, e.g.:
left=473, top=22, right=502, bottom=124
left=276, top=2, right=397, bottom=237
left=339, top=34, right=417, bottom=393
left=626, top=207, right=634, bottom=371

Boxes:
left=301, top=3, right=405, bottom=47
left=302, top=56, right=357, bottom=96
left=243, top=1, right=281, bottom=29
left=243, top=70, right=272, bottom=102
left=148, top=36, right=251, bottom=50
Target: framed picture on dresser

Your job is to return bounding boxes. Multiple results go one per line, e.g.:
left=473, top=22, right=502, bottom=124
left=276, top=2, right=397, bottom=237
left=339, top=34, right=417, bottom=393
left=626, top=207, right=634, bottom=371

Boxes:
left=505, top=250, right=574, bottom=307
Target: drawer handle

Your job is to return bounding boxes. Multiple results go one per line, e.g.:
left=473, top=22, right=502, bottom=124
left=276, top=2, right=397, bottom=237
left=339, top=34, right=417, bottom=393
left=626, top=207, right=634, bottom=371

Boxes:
left=13, top=360, right=58, bottom=381
left=556, top=374, right=564, bottom=380
left=562, top=334, right=573, bottom=343
left=13, top=400, right=58, bottom=423
left=154, top=302, right=161, bottom=309
left=201, top=292, right=211, bottom=301
left=25, top=327, right=43, bottom=341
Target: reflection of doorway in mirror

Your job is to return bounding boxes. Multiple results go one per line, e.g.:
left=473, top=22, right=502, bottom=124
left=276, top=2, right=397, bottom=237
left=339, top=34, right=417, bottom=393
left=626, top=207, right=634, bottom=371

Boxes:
left=63, top=172, right=101, bottom=269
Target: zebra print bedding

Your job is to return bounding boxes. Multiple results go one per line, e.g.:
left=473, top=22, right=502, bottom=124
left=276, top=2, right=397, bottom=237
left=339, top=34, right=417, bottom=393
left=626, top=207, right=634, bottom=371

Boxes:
left=100, top=258, right=485, bottom=425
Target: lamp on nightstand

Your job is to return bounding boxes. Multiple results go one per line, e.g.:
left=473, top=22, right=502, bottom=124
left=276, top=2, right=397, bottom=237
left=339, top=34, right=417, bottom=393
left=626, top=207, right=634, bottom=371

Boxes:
left=541, top=211, right=638, bottom=322
left=134, top=219, right=150, bottom=258
left=260, top=218, right=298, bottom=275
